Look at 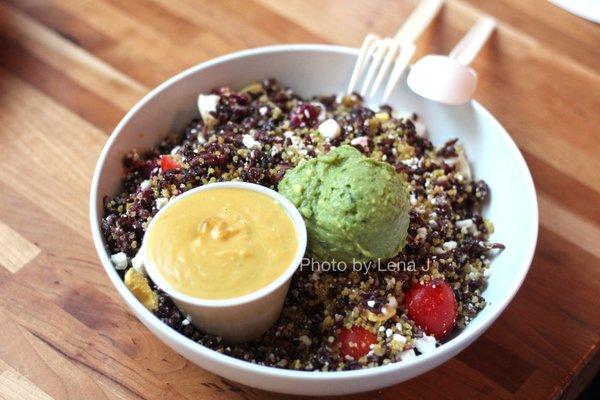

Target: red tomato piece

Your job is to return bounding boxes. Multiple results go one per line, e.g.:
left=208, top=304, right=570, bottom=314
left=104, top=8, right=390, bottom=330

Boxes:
left=338, top=326, right=377, bottom=360
left=160, top=155, right=180, bottom=172
left=403, top=279, right=457, bottom=339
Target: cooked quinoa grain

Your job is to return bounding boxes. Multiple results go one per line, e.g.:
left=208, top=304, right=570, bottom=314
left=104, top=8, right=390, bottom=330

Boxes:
left=102, top=79, right=504, bottom=371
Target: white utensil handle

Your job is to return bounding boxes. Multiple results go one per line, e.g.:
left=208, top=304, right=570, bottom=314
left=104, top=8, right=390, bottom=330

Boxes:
left=394, top=0, right=444, bottom=44
left=449, top=17, right=496, bottom=66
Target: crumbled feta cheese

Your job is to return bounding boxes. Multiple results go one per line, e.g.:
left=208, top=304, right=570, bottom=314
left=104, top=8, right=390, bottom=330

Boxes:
left=391, top=110, right=413, bottom=120
left=392, top=333, right=406, bottom=345
left=259, top=106, right=269, bottom=116
left=402, top=157, right=419, bottom=166
left=197, top=134, right=206, bottom=144
left=413, top=120, right=427, bottom=138
left=156, top=197, right=169, bottom=210
left=385, top=328, right=393, bottom=338
left=131, top=250, right=145, bottom=275
left=181, top=315, right=192, bottom=326
left=270, top=143, right=283, bottom=156
left=455, top=151, right=472, bottom=180
left=140, top=180, right=150, bottom=191
left=242, top=134, right=261, bottom=149
left=456, top=219, right=474, bottom=229
left=387, top=296, right=398, bottom=309
left=467, top=271, right=480, bottom=280
left=410, top=193, right=417, bottom=205
left=197, top=94, right=220, bottom=124
left=415, top=335, right=436, bottom=353
left=443, top=241, right=457, bottom=251
left=110, top=252, right=128, bottom=270
left=399, top=349, right=416, bottom=361
left=379, top=326, right=386, bottom=332
left=350, top=136, right=369, bottom=149
left=283, top=130, right=301, bottom=147
left=483, top=268, right=491, bottom=278
left=318, top=119, right=341, bottom=139
left=416, top=227, right=428, bottom=240
left=444, top=157, right=457, bottom=167
left=367, top=300, right=375, bottom=307
left=311, top=102, right=327, bottom=121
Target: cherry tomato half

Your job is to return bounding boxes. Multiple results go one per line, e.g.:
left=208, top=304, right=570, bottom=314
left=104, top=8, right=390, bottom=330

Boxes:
left=160, top=155, right=180, bottom=172
left=403, top=280, right=457, bottom=339
left=338, top=326, right=377, bottom=360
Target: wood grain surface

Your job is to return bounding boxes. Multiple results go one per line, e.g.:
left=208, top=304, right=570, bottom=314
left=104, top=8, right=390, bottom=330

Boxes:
left=0, top=0, right=598, bottom=399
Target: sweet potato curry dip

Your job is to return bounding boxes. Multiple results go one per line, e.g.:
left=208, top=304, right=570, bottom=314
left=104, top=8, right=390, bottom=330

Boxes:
left=146, top=187, right=298, bottom=300
left=103, top=79, right=503, bottom=371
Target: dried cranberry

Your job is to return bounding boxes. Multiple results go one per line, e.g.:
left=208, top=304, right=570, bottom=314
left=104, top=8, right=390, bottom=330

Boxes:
left=290, top=103, right=320, bottom=128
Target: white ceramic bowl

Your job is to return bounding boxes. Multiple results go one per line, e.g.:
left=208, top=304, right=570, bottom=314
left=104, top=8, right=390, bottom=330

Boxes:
left=90, top=45, right=538, bottom=396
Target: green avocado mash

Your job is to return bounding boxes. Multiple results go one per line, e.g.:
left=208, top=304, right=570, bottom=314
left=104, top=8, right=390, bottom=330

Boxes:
left=278, top=145, right=410, bottom=263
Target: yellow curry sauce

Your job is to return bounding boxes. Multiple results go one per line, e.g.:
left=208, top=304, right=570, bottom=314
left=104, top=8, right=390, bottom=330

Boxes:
left=146, top=188, right=298, bottom=300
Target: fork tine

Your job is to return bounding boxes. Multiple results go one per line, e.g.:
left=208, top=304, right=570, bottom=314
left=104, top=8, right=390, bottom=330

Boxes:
left=360, top=39, right=390, bottom=96
left=381, top=43, right=416, bottom=103
left=369, top=38, right=401, bottom=97
left=347, top=33, right=379, bottom=94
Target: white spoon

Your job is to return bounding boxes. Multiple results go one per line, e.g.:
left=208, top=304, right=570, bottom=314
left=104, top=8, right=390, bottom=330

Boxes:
left=407, top=17, right=496, bottom=105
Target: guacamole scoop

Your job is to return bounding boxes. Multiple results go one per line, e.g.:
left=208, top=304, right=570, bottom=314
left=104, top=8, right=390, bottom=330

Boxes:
left=278, top=145, right=410, bottom=263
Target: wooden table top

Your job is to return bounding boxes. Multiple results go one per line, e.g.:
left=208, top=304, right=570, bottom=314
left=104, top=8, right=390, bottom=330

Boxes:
left=0, top=0, right=598, bottom=399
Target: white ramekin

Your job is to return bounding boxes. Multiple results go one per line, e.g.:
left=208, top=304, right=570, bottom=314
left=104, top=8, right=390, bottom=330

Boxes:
left=142, top=181, right=307, bottom=343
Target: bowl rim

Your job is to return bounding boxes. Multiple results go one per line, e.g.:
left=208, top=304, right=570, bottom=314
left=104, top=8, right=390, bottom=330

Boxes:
left=142, top=181, right=308, bottom=307
left=89, top=43, right=539, bottom=380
